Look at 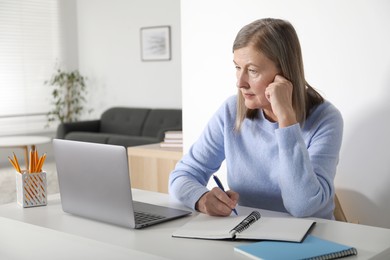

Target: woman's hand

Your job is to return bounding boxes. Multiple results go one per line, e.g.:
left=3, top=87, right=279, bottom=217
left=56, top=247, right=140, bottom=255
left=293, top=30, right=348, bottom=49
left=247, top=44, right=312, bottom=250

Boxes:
left=265, top=75, right=297, bottom=128
left=195, top=187, right=239, bottom=216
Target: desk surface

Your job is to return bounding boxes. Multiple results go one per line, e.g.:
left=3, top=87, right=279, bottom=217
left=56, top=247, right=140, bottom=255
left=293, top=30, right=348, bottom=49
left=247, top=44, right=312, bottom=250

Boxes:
left=0, top=217, right=167, bottom=260
left=0, top=190, right=389, bottom=260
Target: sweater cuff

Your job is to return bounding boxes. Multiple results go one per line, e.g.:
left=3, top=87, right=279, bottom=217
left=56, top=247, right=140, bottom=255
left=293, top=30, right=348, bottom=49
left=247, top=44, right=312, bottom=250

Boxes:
left=188, top=187, right=210, bottom=211
left=275, top=123, right=302, bottom=150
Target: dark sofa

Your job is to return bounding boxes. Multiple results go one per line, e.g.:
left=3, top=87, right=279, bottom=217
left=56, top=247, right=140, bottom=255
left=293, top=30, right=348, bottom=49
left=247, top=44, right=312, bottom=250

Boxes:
left=56, top=107, right=182, bottom=147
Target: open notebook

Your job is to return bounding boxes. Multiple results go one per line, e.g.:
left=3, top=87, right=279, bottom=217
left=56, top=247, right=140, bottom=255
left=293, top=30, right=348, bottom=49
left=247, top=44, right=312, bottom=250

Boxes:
left=172, top=210, right=315, bottom=242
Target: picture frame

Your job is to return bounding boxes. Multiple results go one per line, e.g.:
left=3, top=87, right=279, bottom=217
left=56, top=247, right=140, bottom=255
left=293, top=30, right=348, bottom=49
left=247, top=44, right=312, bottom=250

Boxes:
left=140, top=26, right=171, bottom=61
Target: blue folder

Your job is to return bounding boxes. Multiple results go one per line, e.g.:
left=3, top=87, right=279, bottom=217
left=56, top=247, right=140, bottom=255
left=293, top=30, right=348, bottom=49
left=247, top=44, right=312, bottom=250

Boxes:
left=234, top=235, right=357, bottom=260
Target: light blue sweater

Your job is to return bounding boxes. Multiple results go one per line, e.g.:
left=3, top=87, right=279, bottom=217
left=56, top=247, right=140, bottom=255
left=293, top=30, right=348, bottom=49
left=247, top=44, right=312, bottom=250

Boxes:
left=169, top=95, right=343, bottom=219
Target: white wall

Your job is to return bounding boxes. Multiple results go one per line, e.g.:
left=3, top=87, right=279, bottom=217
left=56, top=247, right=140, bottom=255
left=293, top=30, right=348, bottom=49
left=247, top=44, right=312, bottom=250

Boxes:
left=59, top=0, right=79, bottom=71
left=76, top=0, right=182, bottom=119
left=181, top=0, right=390, bottom=228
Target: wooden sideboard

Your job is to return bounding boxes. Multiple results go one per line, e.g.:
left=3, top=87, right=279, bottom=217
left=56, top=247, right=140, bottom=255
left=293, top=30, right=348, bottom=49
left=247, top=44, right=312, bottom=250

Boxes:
left=127, top=143, right=182, bottom=193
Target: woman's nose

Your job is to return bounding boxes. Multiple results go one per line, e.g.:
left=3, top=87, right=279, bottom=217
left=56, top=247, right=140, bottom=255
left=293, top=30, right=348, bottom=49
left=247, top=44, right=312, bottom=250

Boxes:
left=236, top=72, right=249, bottom=89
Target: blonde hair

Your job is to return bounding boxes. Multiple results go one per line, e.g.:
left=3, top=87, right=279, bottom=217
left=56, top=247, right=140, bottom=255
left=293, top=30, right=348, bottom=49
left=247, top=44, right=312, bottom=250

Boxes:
left=233, top=18, right=323, bottom=131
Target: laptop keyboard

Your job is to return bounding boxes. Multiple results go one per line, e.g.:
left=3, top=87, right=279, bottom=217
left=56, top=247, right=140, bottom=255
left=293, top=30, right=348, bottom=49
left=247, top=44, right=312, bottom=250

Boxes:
left=134, top=211, right=165, bottom=224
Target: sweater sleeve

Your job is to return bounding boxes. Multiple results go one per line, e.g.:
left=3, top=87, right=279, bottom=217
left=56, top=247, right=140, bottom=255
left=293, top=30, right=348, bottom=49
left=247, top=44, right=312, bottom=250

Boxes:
left=275, top=104, right=343, bottom=217
left=168, top=100, right=229, bottom=210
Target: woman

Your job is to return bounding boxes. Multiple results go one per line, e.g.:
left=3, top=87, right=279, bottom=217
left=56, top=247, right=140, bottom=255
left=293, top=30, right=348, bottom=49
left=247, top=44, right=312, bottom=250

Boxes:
left=169, top=18, right=343, bottom=219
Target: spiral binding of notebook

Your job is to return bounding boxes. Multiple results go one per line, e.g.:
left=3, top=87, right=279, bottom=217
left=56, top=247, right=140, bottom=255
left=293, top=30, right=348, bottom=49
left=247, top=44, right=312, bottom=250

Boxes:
left=234, top=234, right=358, bottom=260
left=229, top=211, right=261, bottom=238
left=313, top=247, right=358, bottom=260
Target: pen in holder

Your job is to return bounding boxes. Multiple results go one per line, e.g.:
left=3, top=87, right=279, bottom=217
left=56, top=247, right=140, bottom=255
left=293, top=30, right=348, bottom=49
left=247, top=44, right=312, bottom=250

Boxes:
left=16, top=170, right=47, bottom=208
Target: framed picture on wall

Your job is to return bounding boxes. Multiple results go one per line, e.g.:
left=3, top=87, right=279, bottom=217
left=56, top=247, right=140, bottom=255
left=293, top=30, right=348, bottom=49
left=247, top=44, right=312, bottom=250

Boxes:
left=140, top=26, right=171, bottom=61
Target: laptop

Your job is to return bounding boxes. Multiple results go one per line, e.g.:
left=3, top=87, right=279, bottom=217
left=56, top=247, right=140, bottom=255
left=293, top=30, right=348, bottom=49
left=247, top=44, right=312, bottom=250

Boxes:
left=53, top=139, right=191, bottom=228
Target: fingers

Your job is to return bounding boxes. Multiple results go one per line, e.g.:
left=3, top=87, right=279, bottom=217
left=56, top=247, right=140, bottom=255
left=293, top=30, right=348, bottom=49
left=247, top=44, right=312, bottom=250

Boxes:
left=273, top=74, right=289, bottom=83
left=265, top=75, right=297, bottom=127
left=266, top=75, right=293, bottom=99
left=226, top=190, right=239, bottom=204
left=196, top=188, right=239, bottom=216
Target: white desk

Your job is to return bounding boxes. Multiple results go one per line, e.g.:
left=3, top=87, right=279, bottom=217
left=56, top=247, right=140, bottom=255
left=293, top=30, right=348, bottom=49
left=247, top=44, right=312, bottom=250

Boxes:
left=0, top=217, right=167, bottom=260
left=0, top=190, right=389, bottom=260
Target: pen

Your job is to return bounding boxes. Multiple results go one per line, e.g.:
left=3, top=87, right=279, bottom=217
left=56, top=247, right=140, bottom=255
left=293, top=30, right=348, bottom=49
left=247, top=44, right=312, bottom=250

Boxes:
left=213, top=175, right=238, bottom=215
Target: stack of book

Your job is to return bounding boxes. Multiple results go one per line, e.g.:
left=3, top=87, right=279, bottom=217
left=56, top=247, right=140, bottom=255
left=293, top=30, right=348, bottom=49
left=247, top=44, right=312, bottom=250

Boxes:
left=160, top=131, right=183, bottom=148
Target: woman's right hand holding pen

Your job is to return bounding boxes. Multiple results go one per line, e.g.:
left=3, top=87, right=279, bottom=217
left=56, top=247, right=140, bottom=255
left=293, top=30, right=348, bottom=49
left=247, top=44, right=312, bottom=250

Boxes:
left=195, top=187, right=239, bottom=216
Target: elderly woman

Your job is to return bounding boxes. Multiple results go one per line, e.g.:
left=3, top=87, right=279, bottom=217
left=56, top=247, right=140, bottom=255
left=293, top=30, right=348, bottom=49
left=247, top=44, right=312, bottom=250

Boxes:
left=169, top=18, right=343, bottom=219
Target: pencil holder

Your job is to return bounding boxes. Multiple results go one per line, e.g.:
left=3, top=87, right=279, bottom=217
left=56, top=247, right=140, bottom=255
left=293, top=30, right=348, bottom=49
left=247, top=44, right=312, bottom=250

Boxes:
left=15, top=171, right=47, bottom=208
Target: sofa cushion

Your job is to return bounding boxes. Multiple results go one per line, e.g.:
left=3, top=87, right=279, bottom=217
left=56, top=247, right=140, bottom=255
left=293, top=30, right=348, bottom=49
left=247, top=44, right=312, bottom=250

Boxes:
left=65, top=132, right=110, bottom=144
left=107, top=135, right=160, bottom=147
left=100, top=107, right=151, bottom=136
left=141, top=109, right=182, bottom=139
left=56, top=120, right=100, bottom=139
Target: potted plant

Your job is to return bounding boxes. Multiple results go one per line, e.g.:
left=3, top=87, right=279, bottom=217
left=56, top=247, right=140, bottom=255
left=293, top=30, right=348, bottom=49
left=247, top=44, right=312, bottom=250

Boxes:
left=45, top=69, right=91, bottom=126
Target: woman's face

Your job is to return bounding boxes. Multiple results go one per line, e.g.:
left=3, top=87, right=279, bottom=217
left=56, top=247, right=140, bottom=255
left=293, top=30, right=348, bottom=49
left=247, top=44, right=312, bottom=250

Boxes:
left=233, top=45, right=279, bottom=111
